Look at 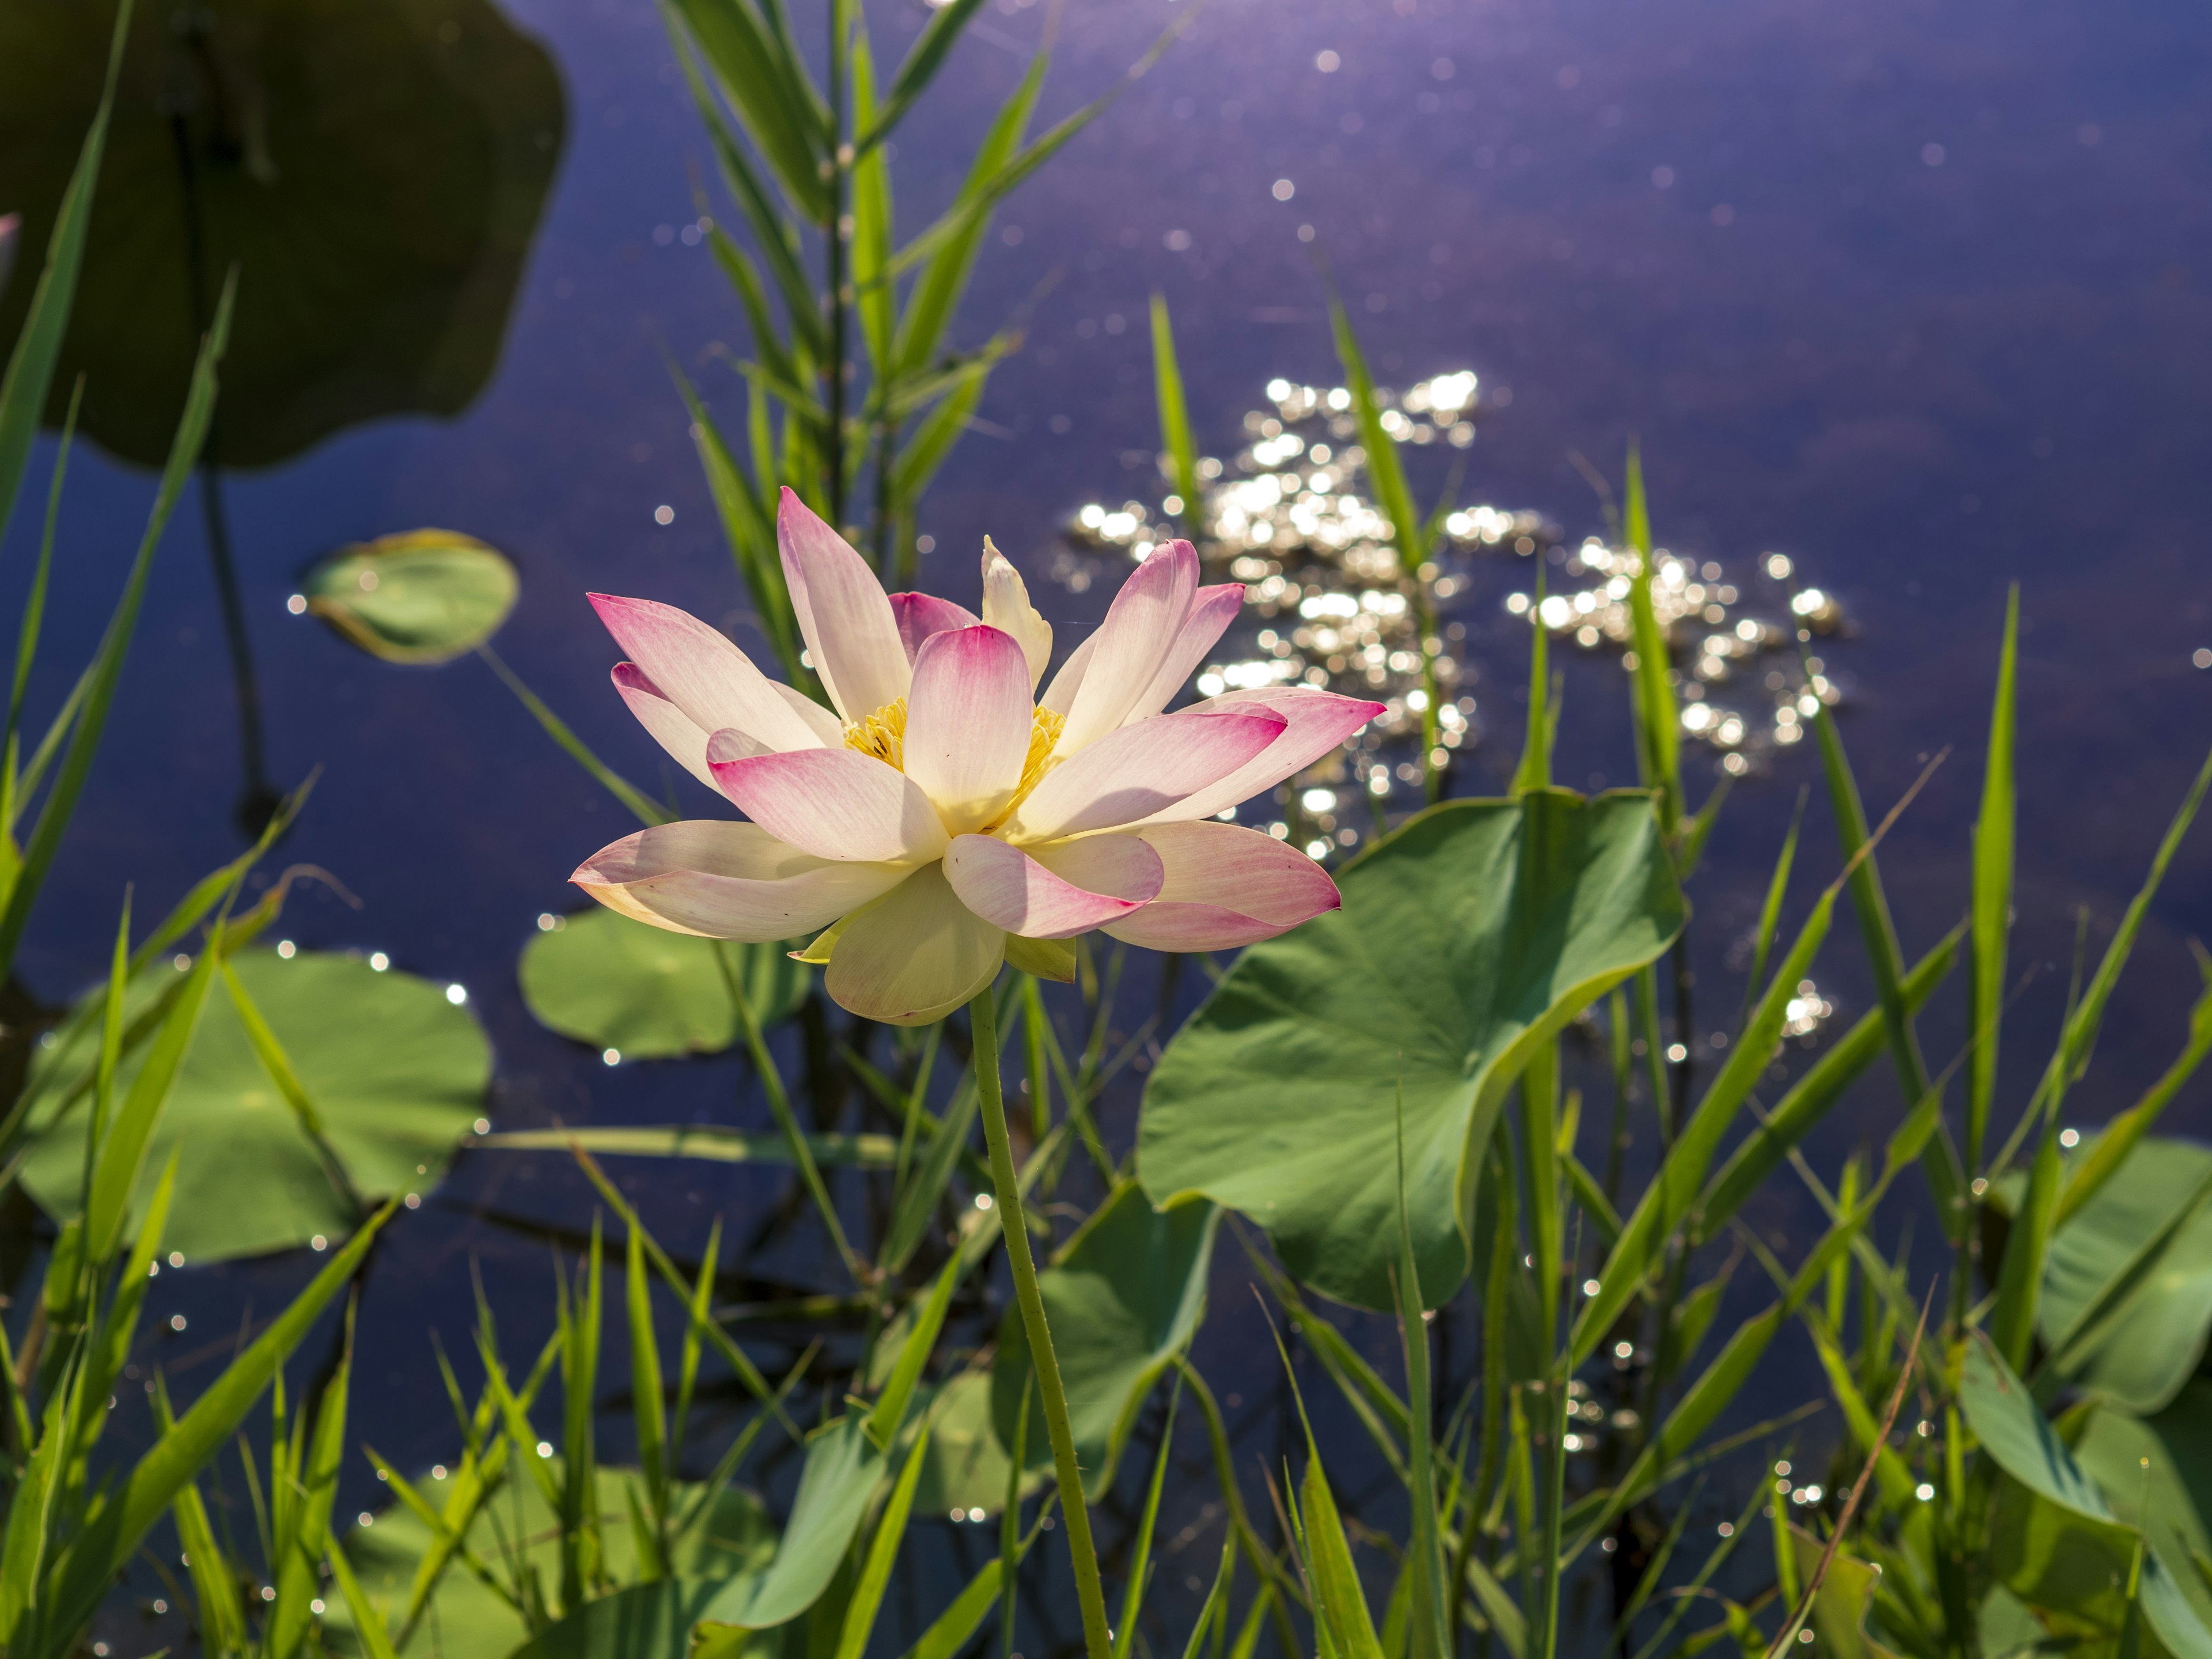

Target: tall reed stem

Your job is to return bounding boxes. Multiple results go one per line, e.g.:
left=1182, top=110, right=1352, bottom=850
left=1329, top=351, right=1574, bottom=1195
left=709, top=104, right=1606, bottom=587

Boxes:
left=969, top=984, right=1112, bottom=1659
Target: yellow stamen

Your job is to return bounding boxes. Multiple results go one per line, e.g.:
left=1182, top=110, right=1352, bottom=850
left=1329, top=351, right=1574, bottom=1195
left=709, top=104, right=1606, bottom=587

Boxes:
left=843, top=698, right=907, bottom=770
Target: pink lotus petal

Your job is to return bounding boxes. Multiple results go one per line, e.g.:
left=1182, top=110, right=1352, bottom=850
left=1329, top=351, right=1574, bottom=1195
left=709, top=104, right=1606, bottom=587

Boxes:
left=889, top=592, right=980, bottom=663
left=772, top=681, right=847, bottom=746
left=590, top=594, right=824, bottom=754
left=904, top=625, right=1033, bottom=835
left=1148, top=687, right=1388, bottom=825
left=825, top=863, right=1006, bottom=1025
left=1127, top=582, right=1245, bottom=721
left=708, top=744, right=950, bottom=863
left=572, top=820, right=907, bottom=942
left=1056, top=540, right=1200, bottom=754
left=1040, top=628, right=1100, bottom=717
left=1103, top=821, right=1341, bottom=951
left=980, top=540, right=1053, bottom=687
left=1005, top=706, right=1286, bottom=842
left=611, top=663, right=714, bottom=787
left=777, top=490, right=908, bottom=722
left=944, top=832, right=1163, bottom=939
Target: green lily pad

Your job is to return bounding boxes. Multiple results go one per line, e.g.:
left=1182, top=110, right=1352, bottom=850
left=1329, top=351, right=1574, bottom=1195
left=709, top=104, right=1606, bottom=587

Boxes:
left=991, top=1179, right=1219, bottom=1499
left=323, top=1463, right=775, bottom=1658
left=914, top=1370, right=1041, bottom=1520
left=2037, top=1135, right=2212, bottom=1414
left=519, top=908, right=812, bottom=1060
left=2076, top=1384, right=2212, bottom=1637
left=16, top=949, right=489, bottom=1262
left=1138, top=791, right=1685, bottom=1310
left=303, top=530, right=518, bottom=664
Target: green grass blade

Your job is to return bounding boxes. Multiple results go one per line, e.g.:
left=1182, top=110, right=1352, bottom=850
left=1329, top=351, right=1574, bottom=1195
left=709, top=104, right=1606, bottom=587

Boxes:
left=1513, top=566, right=1552, bottom=793
left=1302, top=1452, right=1388, bottom=1659
left=1114, top=1384, right=1179, bottom=1659
left=1394, top=1104, right=1449, bottom=1659
left=3, top=378, right=81, bottom=808
left=558, top=1218, right=604, bottom=1612
left=1990, top=1124, right=2062, bottom=1370
left=866, top=1253, right=956, bottom=1450
left=894, top=51, right=1044, bottom=377
left=0, top=273, right=233, bottom=981
left=327, top=1532, right=404, bottom=1659
left=849, top=31, right=896, bottom=377
left=2056, top=949, right=2212, bottom=1226
left=267, top=1300, right=354, bottom=1659
left=890, top=373, right=985, bottom=509
left=834, top=1422, right=931, bottom=1659
left=222, top=956, right=369, bottom=1219
left=477, top=644, right=669, bottom=827
left=863, top=0, right=989, bottom=150
left=660, top=0, right=827, bottom=220
left=0, top=0, right=128, bottom=554
left=1743, top=787, right=1806, bottom=1026
left=46, top=1202, right=397, bottom=1639
left=1968, top=586, right=2020, bottom=1174
left=626, top=1224, right=668, bottom=1539
left=1620, top=446, right=1680, bottom=835
left=671, top=369, right=805, bottom=684
left=1152, top=294, right=1202, bottom=535
left=901, top=1552, right=1005, bottom=1659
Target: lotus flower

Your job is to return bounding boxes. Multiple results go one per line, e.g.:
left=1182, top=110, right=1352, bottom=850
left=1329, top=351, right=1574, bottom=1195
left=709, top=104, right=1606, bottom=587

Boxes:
left=571, top=490, right=1386, bottom=1024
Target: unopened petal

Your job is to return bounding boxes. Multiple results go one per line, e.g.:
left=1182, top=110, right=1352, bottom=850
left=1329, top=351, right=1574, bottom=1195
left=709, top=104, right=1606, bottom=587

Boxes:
left=611, top=663, right=714, bottom=787
left=904, top=625, right=1033, bottom=835
left=1004, top=706, right=1286, bottom=842
left=590, top=594, right=823, bottom=753
left=1146, top=687, right=1387, bottom=825
left=1127, top=583, right=1244, bottom=722
left=825, top=863, right=1006, bottom=1025
left=777, top=489, right=908, bottom=721
left=980, top=537, right=1054, bottom=689
left=772, top=681, right=847, bottom=746
left=889, top=592, right=981, bottom=663
left=1055, top=539, right=1199, bottom=754
left=708, top=743, right=950, bottom=863
left=1102, top=821, right=1341, bottom=952
left=944, top=832, right=1163, bottom=939
left=572, top=820, right=906, bottom=942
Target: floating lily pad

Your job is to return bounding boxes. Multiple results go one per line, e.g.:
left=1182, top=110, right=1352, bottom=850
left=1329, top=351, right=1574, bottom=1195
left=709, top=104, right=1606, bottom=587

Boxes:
left=1139, top=791, right=1684, bottom=1310
left=520, top=907, right=811, bottom=1060
left=17, top=949, right=489, bottom=1262
left=992, top=1180, right=1219, bottom=1498
left=303, top=530, right=518, bottom=664
left=2076, top=1384, right=2212, bottom=1637
left=324, top=1463, right=775, bottom=1658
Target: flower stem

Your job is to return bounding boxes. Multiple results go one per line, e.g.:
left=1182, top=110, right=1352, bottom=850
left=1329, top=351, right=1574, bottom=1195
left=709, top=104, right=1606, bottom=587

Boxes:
left=969, top=983, right=1112, bottom=1659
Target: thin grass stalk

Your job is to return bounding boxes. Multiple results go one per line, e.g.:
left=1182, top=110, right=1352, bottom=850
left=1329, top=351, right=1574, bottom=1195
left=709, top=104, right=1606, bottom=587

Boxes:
left=967, top=983, right=1112, bottom=1659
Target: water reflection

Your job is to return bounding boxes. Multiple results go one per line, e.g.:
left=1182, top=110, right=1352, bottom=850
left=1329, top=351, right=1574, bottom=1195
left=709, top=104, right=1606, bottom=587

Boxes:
left=0, top=0, right=563, bottom=832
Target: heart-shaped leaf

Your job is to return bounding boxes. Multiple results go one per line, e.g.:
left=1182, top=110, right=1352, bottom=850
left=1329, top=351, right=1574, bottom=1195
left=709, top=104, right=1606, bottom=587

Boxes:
left=519, top=908, right=809, bottom=1059
left=1138, top=791, right=1684, bottom=1309
left=303, top=530, right=518, bottom=664
left=991, top=1179, right=1219, bottom=1497
left=17, top=949, right=489, bottom=1262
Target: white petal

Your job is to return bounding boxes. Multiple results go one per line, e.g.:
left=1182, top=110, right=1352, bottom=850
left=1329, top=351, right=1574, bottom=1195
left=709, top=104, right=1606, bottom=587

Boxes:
left=1040, top=628, right=1100, bottom=717
left=1003, top=706, right=1286, bottom=842
left=572, top=821, right=906, bottom=942
left=611, top=664, right=714, bottom=787
left=824, top=863, right=1006, bottom=1025
left=1102, top=821, right=1341, bottom=952
left=1127, top=583, right=1244, bottom=721
left=980, top=537, right=1054, bottom=689
left=590, top=594, right=823, bottom=752
left=708, top=743, right=950, bottom=863
left=1055, top=540, right=1199, bottom=754
left=773, top=681, right=848, bottom=746
left=777, top=488, right=909, bottom=721
left=903, top=625, right=1033, bottom=836
left=1144, top=687, right=1387, bottom=825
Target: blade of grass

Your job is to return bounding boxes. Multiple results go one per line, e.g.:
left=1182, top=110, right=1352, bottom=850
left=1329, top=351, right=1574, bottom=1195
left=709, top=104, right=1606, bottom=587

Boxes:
left=1621, top=446, right=1680, bottom=836
left=1742, top=787, right=1807, bottom=1028
left=834, top=1421, right=932, bottom=1659
left=859, top=0, right=989, bottom=150
left=1114, top=1381, right=1180, bottom=1659
left=2055, top=947, right=2212, bottom=1226
left=1968, top=585, right=2020, bottom=1175
left=1152, top=294, right=1202, bottom=535
left=1513, top=565, right=1552, bottom=793
left=477, top=643, right=670, bottom=827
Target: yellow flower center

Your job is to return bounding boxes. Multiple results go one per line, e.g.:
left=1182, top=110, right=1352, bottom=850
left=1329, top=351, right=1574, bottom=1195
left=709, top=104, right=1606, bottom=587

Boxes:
left=842, top=698, right=907, bottom=770
left=843, top=698, right=1066, bottom=835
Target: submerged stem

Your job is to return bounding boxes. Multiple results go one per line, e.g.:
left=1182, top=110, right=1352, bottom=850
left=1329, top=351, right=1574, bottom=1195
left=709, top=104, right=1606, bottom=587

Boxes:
left=969, top=983, right=1112, bottom=1659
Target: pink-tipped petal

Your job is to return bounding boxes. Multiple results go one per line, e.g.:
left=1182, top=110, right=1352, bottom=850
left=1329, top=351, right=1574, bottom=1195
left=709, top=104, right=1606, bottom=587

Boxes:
left=825, top=863, right=1006, bottom=1025
left=903, top=626, right=1034, bottom=834
left=777, top=489, right=908, bottom=721
left=772, top=681, right=847, bottom=746
left=1102, top=821, right=1342, bottom=951
left=1147, top=687, right=1388, bottom=825
left=889, top=592, right=980, bottom=662
left=708, top=743, right=950, bottom=863
left=943, top=832, right=1163, bottom=939
left=571, top=820, right=907, bottom=942
left=611, top=663, right=714, bottom=787
left=1004, top=706, right=1286, bottom=842
left=1040, top=628, right=1100, bottom=717
left=590, top=594, right=824, bottom=754
left=1127, top=582, right=1245, bottom=721
left=1055, top=540, right=1200, bottom=754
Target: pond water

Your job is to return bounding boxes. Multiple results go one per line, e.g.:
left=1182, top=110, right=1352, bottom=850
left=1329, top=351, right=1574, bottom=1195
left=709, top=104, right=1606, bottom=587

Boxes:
left=4, top=0, right=2210, bottom=1649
